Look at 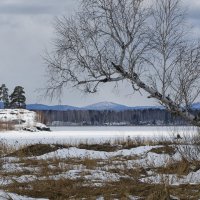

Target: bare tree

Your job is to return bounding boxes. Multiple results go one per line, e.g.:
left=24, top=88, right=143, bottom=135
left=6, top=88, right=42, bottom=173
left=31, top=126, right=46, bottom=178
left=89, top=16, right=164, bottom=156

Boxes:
left=45, top=0, right=200, bottom=127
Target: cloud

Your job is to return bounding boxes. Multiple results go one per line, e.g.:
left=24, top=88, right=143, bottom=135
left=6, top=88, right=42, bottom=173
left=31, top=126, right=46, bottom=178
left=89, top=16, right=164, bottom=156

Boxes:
left=0, top=0, right=199, bottom=106
left=184, top=0, right=200, bottom=21
left=0, top=1, right=79, bottom=105
left=0, top=0, right=79, bottom=15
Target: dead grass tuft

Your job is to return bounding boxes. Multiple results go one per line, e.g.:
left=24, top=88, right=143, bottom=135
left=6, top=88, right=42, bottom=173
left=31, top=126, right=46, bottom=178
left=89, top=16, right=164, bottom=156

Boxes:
left=113, top=136, right=148, bottom=149
left=7, top=144, right=68, bottom=157
left=146, top=185, right=171, bottom=200
left=78, top=142, right=119, bottom=152
left=156, top=158, right=200, bottom=176
left=149, top=145, right=176, bottom=156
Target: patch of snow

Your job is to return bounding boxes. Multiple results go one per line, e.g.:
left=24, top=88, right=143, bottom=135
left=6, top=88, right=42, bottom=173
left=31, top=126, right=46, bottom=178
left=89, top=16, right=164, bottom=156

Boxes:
left=36, top=147, right=109, bottom=160
left=141, top=169, right=200, bottom=185
left=0, top=190, right=48, bottom=200
left=0, top=109, right=36, bottom=125
left=142, top=152, right=172, bottom=168
left=96, top=197, right=104, bottom=200
left=51, top=169, right=129, bottom=183
left=84, top=169, right=127, bottom=182
left=0, top=175, right=39, bottom=186
left=13, top=175, right=38, bottom=183
left=115, top=146, right=157, bottom=157
left=2, top=162, right=23, bottom=172
left=128, top=196, right=142, bottom=200
left=0, top=178, right=13, bottom=186
left=0, top=109, right=49, bottom=132
left=35, top=146, right=157, bottom=160
left=181, top=169, right=200, bottom=184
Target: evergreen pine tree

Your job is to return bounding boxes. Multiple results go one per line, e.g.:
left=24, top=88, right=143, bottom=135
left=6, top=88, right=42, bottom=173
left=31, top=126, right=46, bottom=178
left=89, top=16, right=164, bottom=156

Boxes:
left=10, top=86, right=26, bottom=109
left=0, top=84, right=10, bottom=108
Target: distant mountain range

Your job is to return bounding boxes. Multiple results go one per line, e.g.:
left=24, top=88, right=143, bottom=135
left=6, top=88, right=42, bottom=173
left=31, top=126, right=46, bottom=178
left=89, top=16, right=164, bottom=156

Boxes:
left=83, top=102, right=130, bottom=111
left=25, top=101, right=200, bottom=111
left=26, top=101, right=164, bottom=111
left=1, top=101, right=200, bottom=111
left=191, top=103, right=200, bottom=110
left=27, top=104, right=78, bottom=111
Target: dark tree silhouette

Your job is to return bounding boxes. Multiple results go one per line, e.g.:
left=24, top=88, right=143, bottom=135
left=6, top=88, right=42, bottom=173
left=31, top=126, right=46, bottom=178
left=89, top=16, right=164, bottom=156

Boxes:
left=10, top=86, right=26, bottom=109
left=0, top=84, right=10, bottom=108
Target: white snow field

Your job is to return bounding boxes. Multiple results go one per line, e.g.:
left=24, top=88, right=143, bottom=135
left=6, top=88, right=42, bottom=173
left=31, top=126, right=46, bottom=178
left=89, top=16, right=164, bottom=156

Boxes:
left=0, top=125, right=198, bottom=147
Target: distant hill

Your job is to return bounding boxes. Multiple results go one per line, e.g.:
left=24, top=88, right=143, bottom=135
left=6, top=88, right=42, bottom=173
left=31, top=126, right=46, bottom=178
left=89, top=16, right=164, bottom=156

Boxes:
left=83, top=102, right=164, bottom=111
left=26, top=104, right=79, bottom=111
left=1, top=101, right=200, bottom=111
left=26, top=101, right=163, bottom=111
left=191, top=102, right=200, bottom=110
left=83, top=102, right=130, bottom=111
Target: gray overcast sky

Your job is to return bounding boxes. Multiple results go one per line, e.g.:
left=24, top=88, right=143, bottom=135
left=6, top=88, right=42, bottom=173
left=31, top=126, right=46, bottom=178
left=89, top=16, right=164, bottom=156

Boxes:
left=0, top=0, right=199, bottom=107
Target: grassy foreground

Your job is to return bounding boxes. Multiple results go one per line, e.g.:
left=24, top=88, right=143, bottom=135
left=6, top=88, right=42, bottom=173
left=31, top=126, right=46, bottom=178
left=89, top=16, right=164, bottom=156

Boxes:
left=0, top=136, right=200, bottom=200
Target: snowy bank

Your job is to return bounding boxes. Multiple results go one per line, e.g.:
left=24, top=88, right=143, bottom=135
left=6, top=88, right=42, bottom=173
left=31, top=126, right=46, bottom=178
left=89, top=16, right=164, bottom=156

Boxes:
left=0, top=109, right=49, bottom=132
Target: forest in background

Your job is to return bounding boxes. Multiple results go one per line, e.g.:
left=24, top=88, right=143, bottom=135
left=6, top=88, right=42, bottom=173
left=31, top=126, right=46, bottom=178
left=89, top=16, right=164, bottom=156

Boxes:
left=34, top=108, right=198, bottom=126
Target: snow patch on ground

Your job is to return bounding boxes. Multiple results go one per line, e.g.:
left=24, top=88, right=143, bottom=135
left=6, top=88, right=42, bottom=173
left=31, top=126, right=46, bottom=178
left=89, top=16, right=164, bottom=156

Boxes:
left=0, top=190, right=47, bottom=200
left=35, top=146, right=156, bottom=160
left=51, top=169, right=129, bottom=183
left=141, top=169, right=200, bottom=185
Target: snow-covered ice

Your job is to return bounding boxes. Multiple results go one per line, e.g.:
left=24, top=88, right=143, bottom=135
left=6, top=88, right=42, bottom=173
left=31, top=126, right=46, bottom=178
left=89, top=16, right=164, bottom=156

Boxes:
left=0, top=126, right=197, bottom=147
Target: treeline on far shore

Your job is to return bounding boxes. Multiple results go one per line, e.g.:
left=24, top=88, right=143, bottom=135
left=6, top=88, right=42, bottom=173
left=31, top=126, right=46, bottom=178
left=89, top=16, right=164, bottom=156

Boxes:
left=34, top=108, right=199, bottom=126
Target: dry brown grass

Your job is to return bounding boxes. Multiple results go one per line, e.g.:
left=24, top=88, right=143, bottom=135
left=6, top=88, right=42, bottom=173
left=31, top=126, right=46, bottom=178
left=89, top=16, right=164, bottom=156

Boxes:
left=0, top=178, right=166, bottom=199
left=7, top=144, right=69, bottom=157
left=5, top=180, right=199, bottom=200
left=75, top=136, right=169, bottom=152
left=113, top=136, right=149, bottom=149
left=78, top=142, right=119, bottom=152
left=0, top=137, right=200, bottom=199
left=155, top=158, right=200, bottom=177
left=149, top=145, right=176, bottom=156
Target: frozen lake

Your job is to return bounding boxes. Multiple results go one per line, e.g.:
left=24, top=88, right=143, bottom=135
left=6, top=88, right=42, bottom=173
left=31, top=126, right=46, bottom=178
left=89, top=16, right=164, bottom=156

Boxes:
left=50, top=125, right=198, bottom=132
left=0, top=126, right=198, bottom=147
